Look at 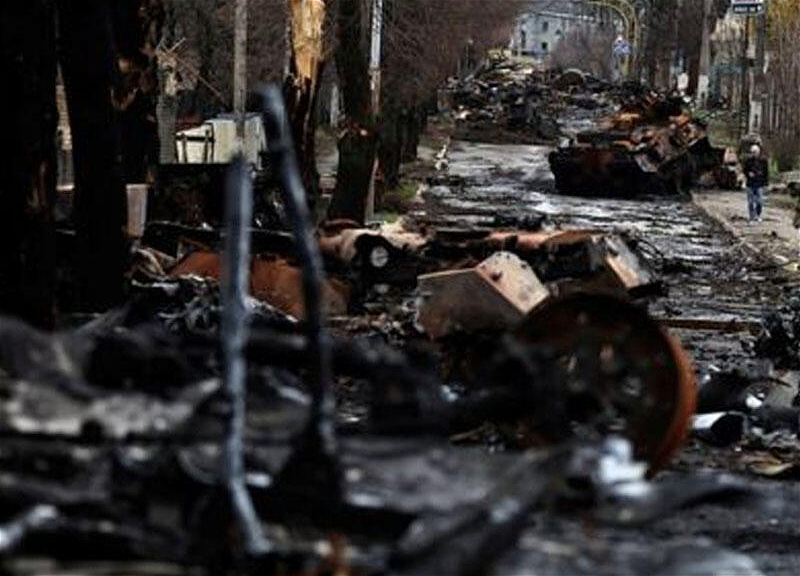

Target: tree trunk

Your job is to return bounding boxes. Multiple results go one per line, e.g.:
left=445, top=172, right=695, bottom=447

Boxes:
left=284, top=72, right=324, bottom=205
left=402, top=107, right=424, bottom=163
left=330, top=130, right=377, bottom=220
left=233, top=0, right=247, bottom=141
left=112, top=0, right=162, bottom=183
left=0, top=1, right=58, bottom=328
left=378, top=108, right=401, bottom=193
left=688, top=51, right=700, bottom=96
left=328, top=0, right=376, bottom=224
left=157, top=68, right=178, bottom=164
left=284, top=0, right=327, bottom=208
left=58, top=0, right=127, bottom=311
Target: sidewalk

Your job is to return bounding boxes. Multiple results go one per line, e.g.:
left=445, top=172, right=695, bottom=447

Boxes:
left=693, top=189, right=800, bottom=269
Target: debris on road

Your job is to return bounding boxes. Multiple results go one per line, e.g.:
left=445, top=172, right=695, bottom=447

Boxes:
left=1, top=86, right=765, bottom=573
left=444, top=58, right=733, bottom=199
left=3, top=32, right=799, bottom=572
left=549, top=90, right=726, bottom=197
left=169, top=250, right=350, bottom=319
left=416, top=251, right=549, bottom=339
left=420, top=56, right=800, bottom=571
left=449, top=57, right=574, bottom=144
left=514, top=293, right=697, bottom=474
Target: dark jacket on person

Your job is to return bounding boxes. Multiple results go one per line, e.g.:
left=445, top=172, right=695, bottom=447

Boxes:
left=743, top=157, right=769, bottom=188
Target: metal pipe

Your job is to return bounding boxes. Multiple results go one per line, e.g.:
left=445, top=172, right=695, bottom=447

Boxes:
left=221, top=156, right=271, bottom=555
left=257, top=85, right=337, bottom=460
left=0, top=505, right=59, bottom=554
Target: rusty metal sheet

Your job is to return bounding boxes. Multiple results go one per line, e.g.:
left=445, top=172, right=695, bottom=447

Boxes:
left=485, top=229, right=598, bottom=252
left=416, top=252, right=549, bottom=339
left=550, top=92, right=725, bottom=197
left=250, top=257, right=349, bottom=319
left=169, top=251, right=349, bottom=318
left=169, top=250, right=222, bottom=278
left=486, top=231, right=655, bottom=294
left=597, top=234, right=656, bottom=291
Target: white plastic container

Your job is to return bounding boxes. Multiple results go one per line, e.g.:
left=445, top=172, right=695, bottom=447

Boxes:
left=126, top=184, right=148, bottom=238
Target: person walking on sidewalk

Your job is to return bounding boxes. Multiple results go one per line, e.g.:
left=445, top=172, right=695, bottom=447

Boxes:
left=743, top=144, right=769, bottom=223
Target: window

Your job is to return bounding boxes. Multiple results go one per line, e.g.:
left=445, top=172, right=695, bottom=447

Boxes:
left=542, top=20, right=549, bottom=32
left=541, top=42, right=549, bottom=53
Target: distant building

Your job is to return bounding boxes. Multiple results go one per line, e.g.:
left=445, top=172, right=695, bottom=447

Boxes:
left=510, top=1, right=598, bottom=59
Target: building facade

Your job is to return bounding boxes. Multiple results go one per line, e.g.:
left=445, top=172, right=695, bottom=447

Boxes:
left=510, top=1, right=609, bottom=60
left=512, top=12, right=566, bottom=57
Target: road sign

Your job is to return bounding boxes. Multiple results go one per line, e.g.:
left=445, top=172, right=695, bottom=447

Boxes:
left=731, top=0, right=764, bottom=15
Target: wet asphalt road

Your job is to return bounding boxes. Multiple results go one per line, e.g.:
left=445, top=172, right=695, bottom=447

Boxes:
left=418, top=141, right=794, bottom=372
left=413, top=140, right=800, bottom=576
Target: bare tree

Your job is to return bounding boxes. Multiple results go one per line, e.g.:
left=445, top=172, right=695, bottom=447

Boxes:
left=159, top=1, right=518, bottom=220
left=327, top=0, right=376, bottom=223
left=377, top=0, right=518, bottom=188
left=284, top=0, right=328, bottom=202
left=164, top=0, right=288, bottom=121
left=763, top=0, right=800, bottom=170
left=328, top=0, right=520, bottom=222
left=640, top=0, right=729, bottom=89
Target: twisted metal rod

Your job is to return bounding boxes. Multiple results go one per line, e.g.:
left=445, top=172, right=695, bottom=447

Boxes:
left=222, top=156, right=271, bottom=555
left=257, top=85, right=337, bottom=459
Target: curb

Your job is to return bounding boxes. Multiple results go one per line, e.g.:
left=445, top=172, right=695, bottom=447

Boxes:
left=692, top=191, right=799, bottom=274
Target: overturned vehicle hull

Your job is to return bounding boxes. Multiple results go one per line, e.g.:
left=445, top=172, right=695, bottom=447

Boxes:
left=550, top=106, right=725, bottom=198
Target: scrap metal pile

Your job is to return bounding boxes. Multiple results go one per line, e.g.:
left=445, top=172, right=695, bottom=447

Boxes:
left=687, top=300, right=800, bottom=477
left=449, top=56, right=735, bottom=198
left=549, top=86, right=734, bottom=198
left=0, top=88, right=795, bottom=575
left=449, top=59, right=615, bottom=144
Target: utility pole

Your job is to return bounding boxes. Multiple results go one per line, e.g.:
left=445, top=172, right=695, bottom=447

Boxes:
left=750, top=6, right=767, bottom=135
left=365, top=0, right=383, bottom=222
left=739, top=14, right=750, bottom=139
left=369, top=0, right=383, bottom=115
left=731, top=1, right=768, bottom=140
left=672, top=0, right=683, bottom=90
left=697, top=0, right=712, bottom=107
left=233, top=0, right=248, bottom=144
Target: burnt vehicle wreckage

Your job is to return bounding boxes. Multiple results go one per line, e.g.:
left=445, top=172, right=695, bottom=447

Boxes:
left=1, top=81, right=799, bottom=575
left=0, top=19, right=798, bottom=574
left=450, top=58, right=738, bottom=198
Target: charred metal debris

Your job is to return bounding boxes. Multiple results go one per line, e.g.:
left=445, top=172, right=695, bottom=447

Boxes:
left=0, top=86, right=794, bottom=575
left=448, top=57, right=739, bottom=198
